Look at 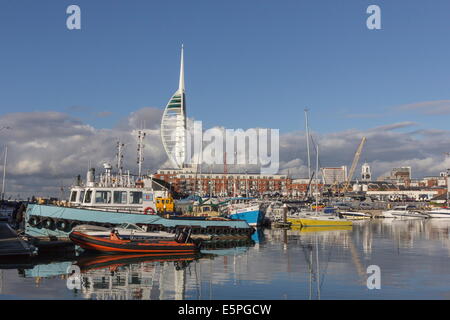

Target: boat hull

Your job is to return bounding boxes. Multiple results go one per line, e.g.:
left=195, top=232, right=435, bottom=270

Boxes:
left=25, top=204, right=253, bottom=238
left=69, top=231, right=198, bottom=254
left=427, top=213, right=450, bottom=218
left=287, top=217, right=353, bottom=227
left=229, top=207, right=264, bottom=227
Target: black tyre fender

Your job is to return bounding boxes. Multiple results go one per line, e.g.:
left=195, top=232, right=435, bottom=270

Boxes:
left=42, top=218, right=56, bottom=230
left=56, top=219, right=70, bottom=232
left=68, top=220, right=79, bottom=231
left=28, top=216, right=39, bottom=227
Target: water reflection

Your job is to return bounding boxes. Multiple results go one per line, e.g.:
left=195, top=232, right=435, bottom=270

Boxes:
left=1, top=220, right=450, bottom=299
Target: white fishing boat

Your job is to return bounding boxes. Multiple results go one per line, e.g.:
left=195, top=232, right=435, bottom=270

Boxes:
left=380, top=205, right=421, bottom=218
left=424, top=208, right=450, bottom=218
left=222, top=197, right=264, bottom=227
left=392, top=211, right=429, bottom=219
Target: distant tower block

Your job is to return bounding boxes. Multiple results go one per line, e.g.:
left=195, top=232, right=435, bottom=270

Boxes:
left=161, top=45, right=187, bottom=169
left=361, top=163, right=371, bottom=181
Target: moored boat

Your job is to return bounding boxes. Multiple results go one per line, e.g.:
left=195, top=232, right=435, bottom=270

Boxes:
left=380, top=205, right=419, bottom=218
left=227, top=201, right=264, bottom=227
left=391, top=211, right=429, bottom=219
left=72, top=223, right=175, bottom=240
left=339, top=211, right=371, bottom=220
left=290, top=215, right=353, bottom=227
left=287, top=210, right=353, bottom=227
left=69, top=231, right=199, bottom=254
left=425, top=208, right=450, bottom=218
left=25, top=204, right=254, bottom=238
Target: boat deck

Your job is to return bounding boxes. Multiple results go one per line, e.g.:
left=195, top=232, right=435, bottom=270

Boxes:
left=0, top=222, right=34, bottom=257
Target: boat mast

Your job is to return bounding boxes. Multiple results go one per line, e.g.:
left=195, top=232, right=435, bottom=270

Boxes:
left=447, top=168, right=450, bottom=207
left=1, top=146, right=7, bottom=201
left=315, top=143, right=319, bottom=215
left=305, top=109, right=312, bottom=196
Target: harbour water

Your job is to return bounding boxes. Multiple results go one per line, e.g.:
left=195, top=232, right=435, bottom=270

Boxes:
left=1, top=219, right=450, bottom=300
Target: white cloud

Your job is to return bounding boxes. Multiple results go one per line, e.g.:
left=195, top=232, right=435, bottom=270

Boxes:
left=394, top=100, right=450, bottom=115
left=1, top=109, right=450, bottom=199
left=0, top=108, right=167, bottom=199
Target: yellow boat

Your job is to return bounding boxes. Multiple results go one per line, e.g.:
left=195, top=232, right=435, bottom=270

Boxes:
left=291, top=225, right=352, bottom=233
left=288, top=216, right=352, bottom=227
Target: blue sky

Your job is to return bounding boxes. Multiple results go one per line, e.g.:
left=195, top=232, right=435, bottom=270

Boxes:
left=1, top=0, right=450, bottom=133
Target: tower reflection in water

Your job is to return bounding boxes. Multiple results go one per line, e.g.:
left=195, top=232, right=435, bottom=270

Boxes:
left=75, top=254, right=196, bottom=300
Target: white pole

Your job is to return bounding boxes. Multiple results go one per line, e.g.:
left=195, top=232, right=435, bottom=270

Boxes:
left=315, top=143, right=319, bottom=215
left=305, top=109, right=311, bottom=183
left=1, top=146, right=7, bottom=201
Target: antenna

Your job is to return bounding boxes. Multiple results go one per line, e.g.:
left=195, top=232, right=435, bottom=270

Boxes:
left=116, top=141, right=125, bottom=175
left=137, top=130, right=146, bottom=178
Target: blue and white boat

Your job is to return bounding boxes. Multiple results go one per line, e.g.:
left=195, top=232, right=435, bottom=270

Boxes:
left=224, top=197, right=265, bottom=227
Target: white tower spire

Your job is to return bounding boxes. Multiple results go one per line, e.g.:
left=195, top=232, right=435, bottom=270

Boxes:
left=160, top=45, right=187, bottom=169
left=179, top=44, right=185, bottom=92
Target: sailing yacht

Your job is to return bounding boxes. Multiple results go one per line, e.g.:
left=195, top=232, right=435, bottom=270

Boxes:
left=287, top=110, right=352, bottom=228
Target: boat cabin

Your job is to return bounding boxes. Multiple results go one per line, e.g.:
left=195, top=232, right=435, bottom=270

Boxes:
left=68, top=186, right=159, bottom=213
left=155, top=197, right=174, bottom=213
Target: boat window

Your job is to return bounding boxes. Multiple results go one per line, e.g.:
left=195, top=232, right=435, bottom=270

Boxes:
left=84, top=190, right=92, bottom=203
left=80, top=191, right=85, bottom=203
left=130, top=191, right=143, bottom=204
left=126, top=224, right=140, bottom=230
left=203, top=206, right=211, bottom=212
left=113, top=191, right=127, bottom=204
left=95, top=191, right=111, bottom=204
left=70, top=191, right=78, bottom=202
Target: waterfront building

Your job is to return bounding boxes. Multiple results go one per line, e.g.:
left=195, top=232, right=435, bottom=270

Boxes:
left=154, top=169, right=289, bottom=197
left=391, top=167, right=411, bottom=181
left=366, top=189, right=441, bottom=201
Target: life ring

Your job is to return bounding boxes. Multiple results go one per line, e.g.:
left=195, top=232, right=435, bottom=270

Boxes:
left=144, top=207, right=156, bottom=215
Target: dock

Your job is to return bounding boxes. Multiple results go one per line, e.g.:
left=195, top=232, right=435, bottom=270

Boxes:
left=0, top=222, right=34, bottom=258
